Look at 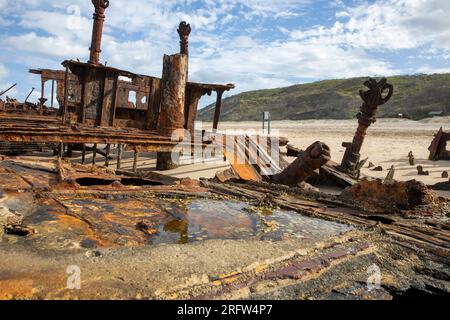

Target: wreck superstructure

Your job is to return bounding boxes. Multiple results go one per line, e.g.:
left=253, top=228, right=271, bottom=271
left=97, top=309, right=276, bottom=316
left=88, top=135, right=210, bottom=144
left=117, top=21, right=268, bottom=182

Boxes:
left=0, top=1, right=234, bottom=158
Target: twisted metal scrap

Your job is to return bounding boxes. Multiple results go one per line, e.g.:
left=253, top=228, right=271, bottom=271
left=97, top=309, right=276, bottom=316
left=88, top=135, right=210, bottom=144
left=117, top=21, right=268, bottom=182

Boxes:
left=271, top=141, right=331, bottom=187
left=340, top=78, right=394, bottom=177
left=358, top=77, right=394, bottom=126
left=177, top=21, right=191, bottom=55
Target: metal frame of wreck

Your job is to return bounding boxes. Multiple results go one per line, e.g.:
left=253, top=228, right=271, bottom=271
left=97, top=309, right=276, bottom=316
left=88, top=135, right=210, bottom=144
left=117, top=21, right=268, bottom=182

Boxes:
left=0, top=0, right=234, bottom=169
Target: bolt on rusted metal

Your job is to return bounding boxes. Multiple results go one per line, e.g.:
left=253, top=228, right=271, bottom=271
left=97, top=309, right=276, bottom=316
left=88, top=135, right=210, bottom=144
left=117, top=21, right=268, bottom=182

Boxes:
left=340, top=78, right=393, bottom=176
left=89, top=0, right=110, bottom=65
left=177, top=21, right=191, bottom=55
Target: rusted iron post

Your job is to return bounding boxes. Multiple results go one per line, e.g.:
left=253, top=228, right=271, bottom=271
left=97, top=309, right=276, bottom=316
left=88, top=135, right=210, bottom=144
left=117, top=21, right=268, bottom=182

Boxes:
left=40, top=79, right=45, bottom=109
left=88, top=0, right=110, bottom=65
left=62, top=65, right=69, bottom=121
left=81, top=144, right=86, bottom=164
left=51, top=80, right=55, bottom=107
left=156, top=53, right=188, bottom=170
left=133, top=149, right=139, bottom=173
left=92, top=143, right=97, bottom=165
left=270, top=141, right=331, bottom=186
left=116, top=144, right=122, bottom=170
left=177, top=21, right=191, bottom=55
left=156, top=152, right=180, bottom=171
left=212, top=89, right=224, bottom=132
left=340, top=78, right=393, bottom=176
left=105, top=144, right=111, bottom=167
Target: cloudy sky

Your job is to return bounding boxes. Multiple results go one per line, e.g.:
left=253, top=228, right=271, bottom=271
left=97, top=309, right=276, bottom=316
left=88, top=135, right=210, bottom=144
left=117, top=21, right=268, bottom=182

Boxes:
left=0, top=0, right=449, bottom=107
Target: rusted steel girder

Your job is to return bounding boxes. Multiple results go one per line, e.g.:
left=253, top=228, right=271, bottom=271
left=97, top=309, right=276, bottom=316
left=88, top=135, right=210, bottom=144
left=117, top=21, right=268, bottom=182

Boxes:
left=270, top=141, right=331, bottom=187
left=340, top=78, right=393, bottom=176
left=0, top=84, right=17, bottom=97
left=89, top=0, right=110, bottom=65
left=177, top=21, right=191, bottom=55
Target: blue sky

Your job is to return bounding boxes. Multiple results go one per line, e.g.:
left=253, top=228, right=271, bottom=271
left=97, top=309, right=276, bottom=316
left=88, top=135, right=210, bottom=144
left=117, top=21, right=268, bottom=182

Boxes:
left=1, top=0, right=450, bottom=108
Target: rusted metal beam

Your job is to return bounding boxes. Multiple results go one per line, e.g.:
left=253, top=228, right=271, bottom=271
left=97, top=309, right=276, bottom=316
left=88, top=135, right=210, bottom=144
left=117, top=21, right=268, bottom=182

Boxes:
left=51, top=80, right=55, bottom=107
left=212, top=90, right=224, bottom=132
left=62, top=65, right=69, bottom=122
left=25, top=88, right=35, bottom=103
left=0, top=84, right=17, bottom=97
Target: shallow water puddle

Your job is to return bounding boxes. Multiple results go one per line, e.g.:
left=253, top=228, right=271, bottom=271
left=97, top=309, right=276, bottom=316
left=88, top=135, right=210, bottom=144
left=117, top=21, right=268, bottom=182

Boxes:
left=140, top=200, right=352, bottom=245
left=4, top=196, right=352, bottom=249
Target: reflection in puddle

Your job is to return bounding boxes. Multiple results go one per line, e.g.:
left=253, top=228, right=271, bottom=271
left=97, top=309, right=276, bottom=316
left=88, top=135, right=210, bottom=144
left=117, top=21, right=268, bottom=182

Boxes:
left=151, top=200, right=352, bottom=245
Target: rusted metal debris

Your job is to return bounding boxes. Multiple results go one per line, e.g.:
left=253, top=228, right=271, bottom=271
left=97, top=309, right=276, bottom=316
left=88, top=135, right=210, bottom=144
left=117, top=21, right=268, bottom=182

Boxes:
left=341, top=178, right=447, bottom=217
left=340, top=78, right=394, bottom=176
left=428, top=127, right=450, bottom=161
left=270, top=142, right=331, bottom=187
left=408, top=151, right=416, bottom=165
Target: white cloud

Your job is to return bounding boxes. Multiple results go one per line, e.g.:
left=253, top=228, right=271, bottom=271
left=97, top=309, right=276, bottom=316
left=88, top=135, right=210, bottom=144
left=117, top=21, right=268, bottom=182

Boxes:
left=0, top=64, right=7, bottom=79
left=291, top=0, right=450, bottom=52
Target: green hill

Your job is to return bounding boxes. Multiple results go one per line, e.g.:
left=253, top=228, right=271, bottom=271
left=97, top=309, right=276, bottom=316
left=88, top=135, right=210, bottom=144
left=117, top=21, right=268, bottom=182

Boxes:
left=197, top=74, right=450, bottom=121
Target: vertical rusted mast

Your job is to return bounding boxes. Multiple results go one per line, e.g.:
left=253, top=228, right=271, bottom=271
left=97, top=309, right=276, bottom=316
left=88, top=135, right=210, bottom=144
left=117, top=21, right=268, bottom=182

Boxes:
left=177, top=21, right=191, bottom=56
left=340, top=78, right=393, bottom=176
left=89, top=0, right=110, bottom=65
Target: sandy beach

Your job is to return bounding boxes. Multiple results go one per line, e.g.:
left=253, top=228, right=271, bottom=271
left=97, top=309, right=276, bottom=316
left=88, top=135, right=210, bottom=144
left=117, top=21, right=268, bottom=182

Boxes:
left=206, top=117, right=450, bottom=186
left=59, top=117, right=450, bottom=189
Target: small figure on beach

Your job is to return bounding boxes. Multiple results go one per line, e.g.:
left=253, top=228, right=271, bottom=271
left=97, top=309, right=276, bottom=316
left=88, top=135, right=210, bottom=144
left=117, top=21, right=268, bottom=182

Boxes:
left=368, top=162, right=375, bottom=168
left=442, top=171, right=449, bottom=179
left=372, top=166, right=383, bottom=172
left=417, top=165, right=429, bottom=176
left=408, top=151, right=416, bottom=166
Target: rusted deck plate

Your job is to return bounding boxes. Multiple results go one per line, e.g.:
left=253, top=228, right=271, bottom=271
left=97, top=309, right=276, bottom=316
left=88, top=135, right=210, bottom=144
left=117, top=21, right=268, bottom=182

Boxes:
left=0, top=115, right=209, bottom=152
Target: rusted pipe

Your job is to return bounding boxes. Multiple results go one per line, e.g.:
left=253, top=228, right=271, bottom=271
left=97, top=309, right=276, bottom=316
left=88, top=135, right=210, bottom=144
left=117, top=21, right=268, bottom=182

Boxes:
left=88, top=0, right=110, bottom=65
left=270, top=141, right=331, bottom=187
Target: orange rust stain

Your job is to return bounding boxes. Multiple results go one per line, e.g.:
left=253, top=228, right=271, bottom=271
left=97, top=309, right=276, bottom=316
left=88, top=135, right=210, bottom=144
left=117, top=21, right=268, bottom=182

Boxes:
left=0, top=279, right=36, bottom=300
